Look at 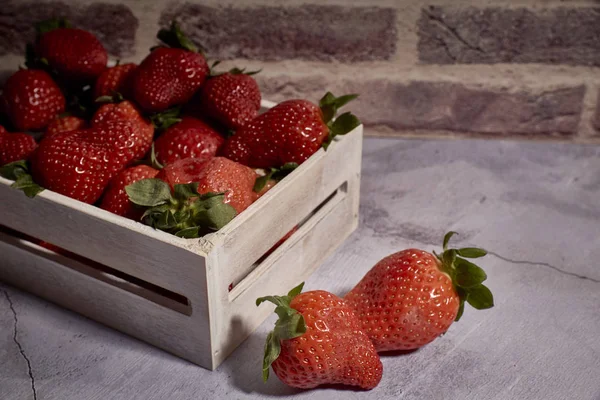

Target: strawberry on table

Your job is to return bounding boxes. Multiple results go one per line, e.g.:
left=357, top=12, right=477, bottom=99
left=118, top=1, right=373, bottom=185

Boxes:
left=94, top=63, right=137, bottom=100
left=100, top=165, right=159, bottom=219
left=154, top=116, right=224, bottom=165
left=34, top=19, right=107, bottom=82
left=221, top=92, right=360, bottom=169
left=132, top=22, right=209, bottom=112
left=1, top=69, right=65, bottom=131
left=256, top=282, right=383, bottom=390
left=344, top=232, right=494, bottom=352
left=199, top=69, right=261, bottom=130
left=0, top=132, right=37, bottom=166
left=45, top=115, right=86, bottom=140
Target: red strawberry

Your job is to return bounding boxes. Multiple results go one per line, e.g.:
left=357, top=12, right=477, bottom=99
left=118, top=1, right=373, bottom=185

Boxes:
left=94, top=63, right=137, bottom=100
left=36, top=26, right=107, bottom=81
left=257, top=283, right=383, bottom=390
left=222, top=93, right=360, bottom=169
left=132, top=23, right=208, bottom=112
left=0, top=126, right=7, bottom=135
left=154, top=117, right=224, bottom=165
left=45, top=115, right=86, bottom=140
left=91, top=101, right=154, bottom=160
left=100, top=165, right=159, bottom=219
left=0, top=132, right=37, bottom=166
left=344, top=232, right=494, bottom=352
left=199, top=71, right=261, bottom=130
left=2, top=69, right=65, bottom=131
left=156, top=156, right=257, bottom=214
left=31, top=119, right=149, bottom=204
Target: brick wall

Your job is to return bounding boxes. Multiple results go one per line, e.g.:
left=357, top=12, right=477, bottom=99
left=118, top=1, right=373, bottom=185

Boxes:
left=1, top=0, right=599, bottom=142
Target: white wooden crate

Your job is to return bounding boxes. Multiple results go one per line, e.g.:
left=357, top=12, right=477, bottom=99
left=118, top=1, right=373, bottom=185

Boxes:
left=0, top=100, right=363, bottom=370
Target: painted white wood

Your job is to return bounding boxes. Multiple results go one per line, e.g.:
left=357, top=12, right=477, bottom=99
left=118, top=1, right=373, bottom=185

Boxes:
left=0, top=99, right=363, bottom=370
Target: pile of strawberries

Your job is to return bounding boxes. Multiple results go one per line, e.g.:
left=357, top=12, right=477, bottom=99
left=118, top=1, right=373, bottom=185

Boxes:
left=0, top=19, right=359, bottom=237
left=258, top=232, right=494, bottom=390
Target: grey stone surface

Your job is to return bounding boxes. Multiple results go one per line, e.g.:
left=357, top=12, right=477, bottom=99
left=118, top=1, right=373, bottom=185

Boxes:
left=418, top=6, right=600, bottom=66
left=2, top=137, right=600, bottom=399
left=0, top=1, right=138, bottom=57
left=595, top=90, right=600, bottom=132
left=258, top=76, right=585, bottom=136
left=160, top=4, right=396, bottom=62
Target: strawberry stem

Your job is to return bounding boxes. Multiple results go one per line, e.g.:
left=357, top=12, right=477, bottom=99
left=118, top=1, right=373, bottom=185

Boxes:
left=256, top=282, right=306, bottom=382
left=435, top=231, right=494, bottom=321
left=157, top=21, right=203, bottom=54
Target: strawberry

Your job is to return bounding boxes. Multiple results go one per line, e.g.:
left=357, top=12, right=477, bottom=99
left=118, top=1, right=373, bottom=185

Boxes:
left=344, top=232, right=494, bottom=352
left=1, top=69, right=65, bottom=131
left=132, top=22, right=208, bottom=112
left=45, top=115, right=86, bottom=140
left=221, top=93, right=360, bottom=169
left=31, top=119, right=149, bottom=204
left=91, top=100, right=154, bottom=161
left=199, top=70, right=261, bottom=130
left=155, top=156, right=257, bottom=214
left=0, top=126, right=7, bottom=135
left=154, top=117, right=224, bottom=165
left=256, top=283, right=383, bottom=390
left=100, top=165, right=159, bottom=219
left=93, top=63, right=137, bottom=100
left=35, top=21, right=107, bottom=82
left=0, top=132, right=37, bottom=166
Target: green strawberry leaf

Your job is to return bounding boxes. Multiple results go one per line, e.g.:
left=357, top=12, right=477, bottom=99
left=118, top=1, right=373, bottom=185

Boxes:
left=457, top=247, right=488, bottom=258
left=443, top=231, right=458, bottom=250
left=253, top=163, right=298, bottom=193
left=0, top=160, right=45, bottom=198
left=174, top=182, right=200, bottom=201
left=12, top=174, right=45, bottom=198
left=262, top=331, right=280, bottom=382
left=455, top=299, right=465, bottom=322
left=151, top=107, right=182, bottom=132
left=35, top=18, right=71, bottom=36
left=157, top=21, right=202, bottom=53
left=455, top=257, right=488, bottom=288
left=195, top=202, right=237, bottom=230
left=466, top=284, right=494, bottom=310
left=330, top=112, right=360, bottom=138
left=174, top=227, right=200, bottom=238
left=257, top=282, right=306, bottom=382
left=126, top=178, right=172, bottom=207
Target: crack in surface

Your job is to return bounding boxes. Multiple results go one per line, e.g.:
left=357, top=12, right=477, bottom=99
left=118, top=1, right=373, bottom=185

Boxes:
left=487, top=251, right=600, bottom=284
left=423, top=9, right=486, bottom=55
left=2, top=289, right=37, bottom=400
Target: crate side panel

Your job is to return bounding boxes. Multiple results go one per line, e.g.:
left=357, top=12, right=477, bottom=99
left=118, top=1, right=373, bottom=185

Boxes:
left=0, top=235, right=212, bottom=368
left=0, top=185, right=205, bottom=295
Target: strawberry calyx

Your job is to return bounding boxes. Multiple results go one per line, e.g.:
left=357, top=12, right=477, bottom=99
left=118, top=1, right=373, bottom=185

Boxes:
left=318, top=92, right=361, bottom=150
left=256, top=282, right=307, bottom=382
left=95, top=91, right=125, bottom=104
left=434, top=231, right=494, bottom=322
left=35, top=18, right=71, bottom=36
left=207, top=60, right=262, bottom=78
left=125, top=178, right=237, bottom=238
left=157, top=21, right=203, bottom=54
left=253, top=162, right=298, bottom=193
left=0, top=160, right=45, bottom=198
left=150, top=107, right=182, bottom=132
